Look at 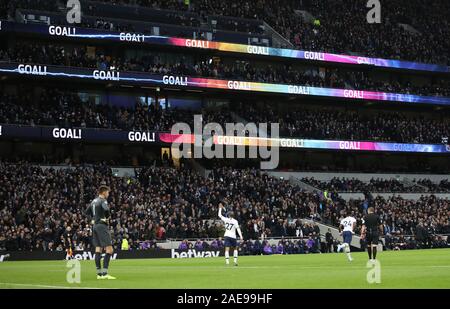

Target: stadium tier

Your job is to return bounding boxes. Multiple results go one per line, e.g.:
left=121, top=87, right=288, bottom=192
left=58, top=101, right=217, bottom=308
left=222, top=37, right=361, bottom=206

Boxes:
left=0, top=89, right=449, bottom=145
left=1, top=17, right=450, bottom=106
left=1, top=22, right=449, bottom=74
left=2, top=0, right=449, bottom=66
left=301, top=176, right=450, bottom=193
left=1, top=40, right=450, bottom=97
left=0, top=1, right=449, bottom=293
left=0, top=162, right=449, bottom=252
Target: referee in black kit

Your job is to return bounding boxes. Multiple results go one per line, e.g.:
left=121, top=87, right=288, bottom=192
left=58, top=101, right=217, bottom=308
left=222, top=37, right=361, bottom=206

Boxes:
left=86, top=185, right=116, bottom=280
left=361, top=207, right=383, bottom=262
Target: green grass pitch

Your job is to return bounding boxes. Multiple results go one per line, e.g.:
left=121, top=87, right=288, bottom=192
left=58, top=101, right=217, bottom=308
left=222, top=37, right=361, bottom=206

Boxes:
left=0, top=249, right=449, bottom=289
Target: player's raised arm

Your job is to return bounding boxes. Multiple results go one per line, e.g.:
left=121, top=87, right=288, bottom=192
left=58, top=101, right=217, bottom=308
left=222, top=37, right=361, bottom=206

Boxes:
left=218, top=202, right=227, bottom=222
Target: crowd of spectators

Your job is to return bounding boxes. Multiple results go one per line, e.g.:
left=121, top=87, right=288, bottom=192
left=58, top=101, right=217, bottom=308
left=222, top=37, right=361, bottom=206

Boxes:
left=318, top=194, right=449, bottom=243
left=0, top=42, right=338, bottom=89
left=0, top=0, right=58, bottom=19
left=2, top=0, right=449, bottom=65
left=235, top=103, right=449, bottom=144
left=1, top=90, right=449, bottom=144
left=2, top=41, right=449, bottom=97
left=176, top=236, right=327, bottom=255
left=0, top=162, right=321, bottom=251
left=0, top=161, right=448, bottom=253
left=344, top=71, right=450, bottom=98
left=1, top=1, right=449, bottom=255
left=413, top=179, right=450, bottom=193
left=71, top=0, right=450, bottom=65
left=0, top=90, right=195, bottom=132
left=302, top=177, right=419, bottom=193
left=301, top=177, right=450, bottom=193
left=278, top=0, right=450, bottom=65
left=383, top=232, right=449, bottom=251
left=239, top=237, right=325, bottom=255
left=193, top=0, right=450, bottom=65
left=1, top=94, right=448, bottom=146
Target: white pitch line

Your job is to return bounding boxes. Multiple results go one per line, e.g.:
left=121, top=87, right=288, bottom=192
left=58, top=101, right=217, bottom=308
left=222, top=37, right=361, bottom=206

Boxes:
left=120, top=264, right=395, bottom=268
left=426, top=265, right=450, bottom=268
left=0, top=282, right=107, bottom=289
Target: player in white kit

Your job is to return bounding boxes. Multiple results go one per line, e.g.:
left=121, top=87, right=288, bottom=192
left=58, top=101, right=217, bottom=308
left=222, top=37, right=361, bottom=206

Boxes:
left=337, top=210, right=357, bottom=262
left=218, top=202, right=243, bottom=266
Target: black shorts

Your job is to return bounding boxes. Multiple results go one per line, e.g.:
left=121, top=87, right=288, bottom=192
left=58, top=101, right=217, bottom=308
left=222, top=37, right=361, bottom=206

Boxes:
left=343, top=231, right=353, bottom=244
left=92, top=223, right=112, bottom=248
left=224, top=236, right=237, bottom=248
left=366, top=230, right=379, bottom=244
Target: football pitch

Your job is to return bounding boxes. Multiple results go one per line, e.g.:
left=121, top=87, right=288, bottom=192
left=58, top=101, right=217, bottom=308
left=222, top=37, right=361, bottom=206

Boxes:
left=0, top=249, right=449, bottom=289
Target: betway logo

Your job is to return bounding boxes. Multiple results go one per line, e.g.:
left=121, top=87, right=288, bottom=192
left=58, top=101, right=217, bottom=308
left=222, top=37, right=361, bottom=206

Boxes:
left=69, top=252, right=118, bottom=260
left=171, top=249, right=220, bottom=258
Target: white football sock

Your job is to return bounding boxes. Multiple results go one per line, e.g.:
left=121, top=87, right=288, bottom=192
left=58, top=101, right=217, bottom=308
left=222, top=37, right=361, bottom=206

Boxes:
left=344, top=244, right=352, bottom=260
left=225, top=251, right=230, bottom=264
left=233, top=249, right=238, bottom=264
left=344, top=243, right=350, bottom=253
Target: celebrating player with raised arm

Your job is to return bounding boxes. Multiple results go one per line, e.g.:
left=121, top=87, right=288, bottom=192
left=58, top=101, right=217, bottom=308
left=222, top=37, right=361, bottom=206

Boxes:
left=85, top=185, right=116, bottom=280
left=218, top=202, right=243, bottom=266
left=338, top=210, right=357, bottom=262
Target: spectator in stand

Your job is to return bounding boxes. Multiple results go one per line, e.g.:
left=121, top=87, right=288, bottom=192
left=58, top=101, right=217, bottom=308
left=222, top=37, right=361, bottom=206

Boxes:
left=325, top=228, right=333, bottom=253
left=263, top=241, right=273, bottom=255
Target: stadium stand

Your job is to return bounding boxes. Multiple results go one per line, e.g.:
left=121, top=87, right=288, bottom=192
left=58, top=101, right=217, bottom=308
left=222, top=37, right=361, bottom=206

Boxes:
left=299, top=177, right=450, bottom=193
left=0, top=162, right=448, bottom=252
left=0, top=89, right=448, bottom=144
left=1, top=40, right=449, bottom=97
left=0, top=0, right=449, bottom=259
left=3, top=0, right=449, bottom=64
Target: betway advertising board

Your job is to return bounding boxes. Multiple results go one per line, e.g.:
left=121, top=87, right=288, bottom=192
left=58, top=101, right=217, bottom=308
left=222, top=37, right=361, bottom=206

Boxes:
left=1, top=249, right=224, bottom=261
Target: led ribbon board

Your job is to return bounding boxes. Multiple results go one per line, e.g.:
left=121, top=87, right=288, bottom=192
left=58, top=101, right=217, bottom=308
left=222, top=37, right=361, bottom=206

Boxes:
left=1, top=21, right=449, bottom=73
left=0, top=124, right=158, bottom=144
left=209, top=135, right=450, bottom=153
left=0, top=125, right=448, bottom=153
left=1, top=62, right=449, bottom=105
